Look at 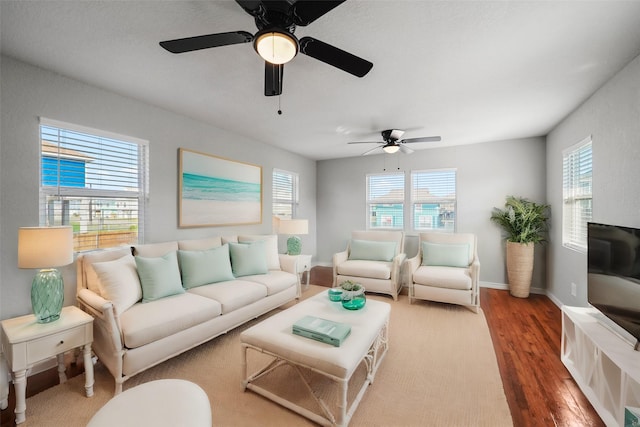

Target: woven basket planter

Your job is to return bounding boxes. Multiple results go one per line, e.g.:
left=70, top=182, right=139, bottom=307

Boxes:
left=506, top=241, right=534, bottom=298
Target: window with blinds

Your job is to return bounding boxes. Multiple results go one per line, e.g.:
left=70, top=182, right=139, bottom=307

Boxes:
left=39, top=119, right=148, bottom=252
left=411, top=169, right=457, bottom=231
left=273, top=168, right=298, bottom=220
left=563, top=137, right=592, bottom=252
left=366, top=172, right=405, bottom=229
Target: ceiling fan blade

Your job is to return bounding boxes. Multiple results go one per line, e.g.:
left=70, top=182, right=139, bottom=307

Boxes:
left=402, top=136, right=442, bottom=144
left=265, top=62, right=284, bottom=96
left=389, top=129, right=405, bottom=141
left=235, top=0, right=262, bottom=15
left=293, top=0, right=346, bottom=26
left=361, top=146, right=381, bottom=156
left=299, top=37, right=373, bottom=77
left=399, top=145, right=414, bottom=154
left=347, top=141, right=380, bottom=144
left=160, top=31, right=253, bottom=54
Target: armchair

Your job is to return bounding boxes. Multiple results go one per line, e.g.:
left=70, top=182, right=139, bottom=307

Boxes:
left=333, top=230, right=406, bottom=300
left=407, top=232, right=480, bottom=313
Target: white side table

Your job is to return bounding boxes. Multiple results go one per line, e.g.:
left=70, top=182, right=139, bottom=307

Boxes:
left=1, top=306, right=94, bottom=424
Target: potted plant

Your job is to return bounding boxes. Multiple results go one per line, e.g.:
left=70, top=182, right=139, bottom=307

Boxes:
left=339, top=280, right=366, bottom=310
left=490, top=196, right=550, bottom=298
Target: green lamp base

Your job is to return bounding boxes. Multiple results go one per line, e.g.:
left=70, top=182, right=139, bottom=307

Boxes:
left=31, top=268, right=64, bottom=323
left=287, top=236, right=302, bottom=255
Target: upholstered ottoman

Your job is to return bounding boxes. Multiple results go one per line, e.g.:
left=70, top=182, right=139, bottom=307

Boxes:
left=87, top=379, right=211, bottom=427
left=241, top=290, right=390, bottom=426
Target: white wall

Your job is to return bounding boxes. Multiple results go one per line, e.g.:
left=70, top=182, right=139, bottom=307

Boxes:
left=316, top=137, right=547, bottom=288
left=0, top=56, right=316, bottom=320
left=546, top=53, right=640, bottom=306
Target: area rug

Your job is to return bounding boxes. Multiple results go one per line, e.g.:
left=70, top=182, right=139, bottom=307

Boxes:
left=20, top=286, right=512, bottom=426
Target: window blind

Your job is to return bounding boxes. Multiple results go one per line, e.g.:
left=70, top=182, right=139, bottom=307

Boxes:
left=366, top=172, right=405, bottom=229
left=411, top=169, right=457, bottom=231
left=562, top=137, right=592, bottom=252
left=39, top=118, right=148, bottom=252
left=273, top=168, right=298, bottom=219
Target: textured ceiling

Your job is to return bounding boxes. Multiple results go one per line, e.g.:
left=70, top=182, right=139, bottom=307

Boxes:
left=2, top=1, right=640, bottom=160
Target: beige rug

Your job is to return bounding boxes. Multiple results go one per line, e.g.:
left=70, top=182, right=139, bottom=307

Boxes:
left=20, top=286, right=512, bottom=426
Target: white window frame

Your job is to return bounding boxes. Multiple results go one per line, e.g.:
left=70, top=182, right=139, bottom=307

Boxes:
left=562, top=136, right=592, bottom=253
left=272, top=168, right=299, bottom=220
left=39, top=118, right=148, bottom=251
left=411, top=168, right=457, bottom=232
left=366, top=172, right=405, bottom=230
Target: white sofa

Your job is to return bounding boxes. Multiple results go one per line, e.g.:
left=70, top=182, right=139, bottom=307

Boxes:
left=332, top=230, right=406, bottom=300
left=76, top=234, right=299, bottom=395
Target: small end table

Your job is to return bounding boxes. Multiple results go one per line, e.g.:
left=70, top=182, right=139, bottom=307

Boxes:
left=1, top=305, right=94, bottom=424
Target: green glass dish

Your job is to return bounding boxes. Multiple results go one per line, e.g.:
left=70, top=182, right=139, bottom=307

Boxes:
left=328, top=288, right=343, bottom=301
left=341, top=295, right=366, bottom=310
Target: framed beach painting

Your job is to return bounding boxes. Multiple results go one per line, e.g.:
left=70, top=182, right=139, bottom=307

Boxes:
left=179, top=148, right=262, bottom=227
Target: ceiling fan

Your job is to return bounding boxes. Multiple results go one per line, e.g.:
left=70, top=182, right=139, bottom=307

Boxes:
left=348, top=129, right=442, bottom=155
left=159, top=0, right=373, bottom=96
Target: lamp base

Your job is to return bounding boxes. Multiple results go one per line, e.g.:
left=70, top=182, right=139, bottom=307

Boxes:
left=287, top=236, right=302, bottom=256
left=31, top=269, right=64, bottom=323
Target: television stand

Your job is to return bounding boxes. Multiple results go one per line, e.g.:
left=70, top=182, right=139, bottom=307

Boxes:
left=561, top=306, right=640, bottom=426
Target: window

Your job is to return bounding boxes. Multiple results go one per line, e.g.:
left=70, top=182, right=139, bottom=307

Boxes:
left=272, top=168, right=298, bottom=220
left=367, top=172, right=404, bottom=229
left=39, top=119, right=148, bottom=252
left=563, top=136, right=592, bottom=252
left=411, top=169, right=457, bottom=232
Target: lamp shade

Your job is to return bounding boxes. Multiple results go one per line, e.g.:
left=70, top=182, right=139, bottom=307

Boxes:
left=254, top=30, right=298, bottom=65
left=278, top=219, right=308, bottom=235
left=18, top=226, right=74, bottom=269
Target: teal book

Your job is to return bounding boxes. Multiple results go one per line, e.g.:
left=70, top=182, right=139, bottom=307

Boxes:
left=292, top=316, right=351, bottom=347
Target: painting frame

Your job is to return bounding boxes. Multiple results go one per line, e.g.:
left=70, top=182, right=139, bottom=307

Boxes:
left=179, top=148, right=262, bottom=228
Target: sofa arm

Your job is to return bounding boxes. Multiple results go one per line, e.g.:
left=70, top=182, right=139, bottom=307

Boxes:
left=278, top=254, right=298, bottom=274
left=77, top=288, right=124, bottom=354
left=391, top=253, right=407, bottom=287
left=332, top=250, right=348, bottom=287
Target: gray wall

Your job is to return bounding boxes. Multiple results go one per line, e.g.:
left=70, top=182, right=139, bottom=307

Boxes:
left=546, top=53, right=640, bottom=306
left=316, top=137, right=547, bottom=289
left=0, top=56, right=316, bottom=320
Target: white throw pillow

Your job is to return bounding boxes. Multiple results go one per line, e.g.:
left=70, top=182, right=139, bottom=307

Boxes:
left=238, top=234, right=280, bottom=270
left=81, top=247, right=132, bottom=295
left=92, top=254, right=142, bottom=314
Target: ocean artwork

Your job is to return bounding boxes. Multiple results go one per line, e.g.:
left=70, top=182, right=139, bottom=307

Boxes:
left=179, top=148, right=262, bottom=227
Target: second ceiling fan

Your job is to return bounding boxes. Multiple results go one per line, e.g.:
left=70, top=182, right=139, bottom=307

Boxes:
left=348, top=129, right=442, bottom=155
left=159, top=0, right=373, bottom=96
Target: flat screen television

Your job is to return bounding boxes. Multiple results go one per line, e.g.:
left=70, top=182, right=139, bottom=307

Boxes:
left=587, top=222, right=640, bottom=350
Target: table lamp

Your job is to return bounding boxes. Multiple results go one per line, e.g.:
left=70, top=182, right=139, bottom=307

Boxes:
left=278, top=219, right=308, bottom=255
left=18, top=226, right=73, bottom=323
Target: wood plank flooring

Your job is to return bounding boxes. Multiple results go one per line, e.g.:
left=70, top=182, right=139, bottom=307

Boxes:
left=1, top=266, right=604, bottom=426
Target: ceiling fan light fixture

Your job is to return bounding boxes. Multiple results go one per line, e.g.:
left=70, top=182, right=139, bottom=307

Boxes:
left=383, top=144, right=400, bottom=154
left=254, top=29, right=298, bottom=65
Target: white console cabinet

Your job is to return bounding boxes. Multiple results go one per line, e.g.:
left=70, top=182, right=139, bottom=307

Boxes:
left=561, top=306, right=640, bottom=426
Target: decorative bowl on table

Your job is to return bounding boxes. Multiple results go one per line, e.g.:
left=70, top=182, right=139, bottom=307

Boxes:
left=339, top=281, right=366, bottom=310
left=328, top=288, right=343, bottom=301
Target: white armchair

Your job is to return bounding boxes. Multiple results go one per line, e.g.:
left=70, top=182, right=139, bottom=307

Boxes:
left=333, top=230, right=406, bottom=301
left=407, top=232, right=480, bottom=313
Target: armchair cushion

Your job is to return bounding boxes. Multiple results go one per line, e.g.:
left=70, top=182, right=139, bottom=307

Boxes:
left=337, top=259, right=392, bottom=280
left=413, top=265, right=472, bottom=290
left=422, top=242, right=470, bottom=268
left=349, top=239, right=397, bottom=262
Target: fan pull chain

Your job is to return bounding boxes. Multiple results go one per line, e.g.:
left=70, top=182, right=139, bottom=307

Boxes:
left=277, top=95, right=282, bottom=115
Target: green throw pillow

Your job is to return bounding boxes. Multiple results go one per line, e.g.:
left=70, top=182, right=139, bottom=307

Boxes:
left=348, top=239, right=397, bottom=262
left=135, top=251, right=185, bottom=303
left=178, top=244, right=234, bottom=289
left=228, top=241, right=268, bottom=277
left=422, top=242, right=470, bottom=268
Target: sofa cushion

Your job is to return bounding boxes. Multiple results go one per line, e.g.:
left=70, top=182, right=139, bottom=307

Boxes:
left=422, top=242, right=470, bottom=268
left=178, top=244, right=234, bottom=289
left=229, top=241, right=268, bottom=277
left=336, top=259, right=392, bottom=280
left=119, top=293, right=222, bottom=349
left=133, top=241, right=179, bottom=257
left=238, top=234, right=280, bottom=270
left=241, top=271, right=297, bottom=295
left=135, top=251, right=185, bottom=303
left=349, top=239, right=397, bottom=262
left=92, top=254, right=142, bottom=315
left=187, top=280, right=268, bottom=314
left=81, top=247, right=132, bottom=294
left=177, top=236, right=222, bottom=251
left=413, top=265, right=472, bottom=290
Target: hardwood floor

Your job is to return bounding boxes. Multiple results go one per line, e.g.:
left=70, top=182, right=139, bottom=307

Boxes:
left=1, top=267, right=604, bottom=427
